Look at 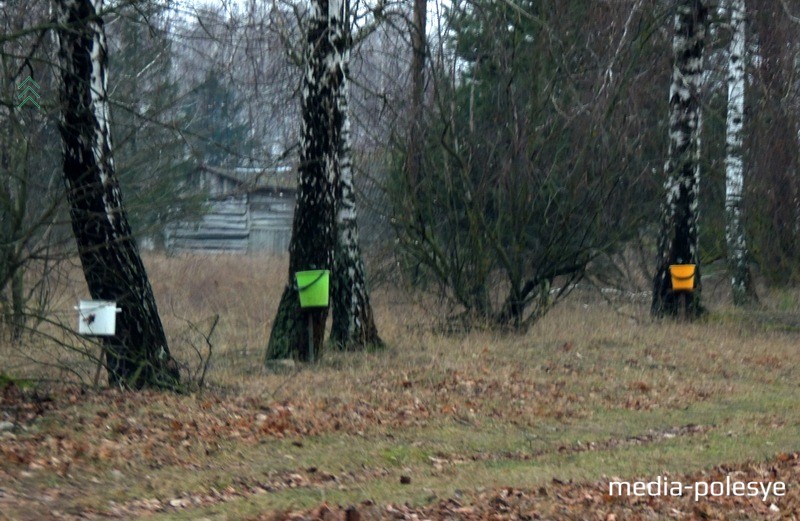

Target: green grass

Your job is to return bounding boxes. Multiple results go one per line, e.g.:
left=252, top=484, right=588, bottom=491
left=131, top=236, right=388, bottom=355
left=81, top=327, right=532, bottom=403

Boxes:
left=139, top=422, right=799, bottom=521
left=1, top=255, right=799, bottom=520
left=8, top=379, right=796, bottom=520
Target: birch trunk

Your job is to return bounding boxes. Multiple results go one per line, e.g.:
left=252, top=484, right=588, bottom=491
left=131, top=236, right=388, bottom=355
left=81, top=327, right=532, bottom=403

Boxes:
left=651, top=0, right=707, bottom=318
left=266, top=0, right=339, bottom=361
left=724, top=0, right=757, bottom=305
left=56, top=0, right=178, bottom=388
left=330, top=0, right=382, bottom=349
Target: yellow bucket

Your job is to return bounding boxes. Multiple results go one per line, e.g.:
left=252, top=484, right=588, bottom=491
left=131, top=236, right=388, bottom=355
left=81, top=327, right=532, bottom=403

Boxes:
left=669, top=264, right=696, bottom=292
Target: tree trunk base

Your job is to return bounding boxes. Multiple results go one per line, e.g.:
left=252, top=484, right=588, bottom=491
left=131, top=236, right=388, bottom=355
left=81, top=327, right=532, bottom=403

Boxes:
left=266, top=285, right=327, bottom=362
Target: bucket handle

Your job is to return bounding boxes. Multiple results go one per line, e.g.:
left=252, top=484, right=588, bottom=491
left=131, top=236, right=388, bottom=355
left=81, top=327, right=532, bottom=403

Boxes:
left=295, top=270, right=327, bottom=292
left=671, top=274, right=695, bottom=281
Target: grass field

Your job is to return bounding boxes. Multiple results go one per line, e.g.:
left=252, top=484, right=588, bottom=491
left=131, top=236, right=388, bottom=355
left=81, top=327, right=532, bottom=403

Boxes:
left=1, top=254, right=799, bottom=520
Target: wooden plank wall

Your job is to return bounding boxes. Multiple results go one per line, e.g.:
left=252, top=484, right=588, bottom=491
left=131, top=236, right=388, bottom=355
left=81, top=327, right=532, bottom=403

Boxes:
left=248, top=193, right=293, bottom=254
left=166, top=193, right=294, bottom=254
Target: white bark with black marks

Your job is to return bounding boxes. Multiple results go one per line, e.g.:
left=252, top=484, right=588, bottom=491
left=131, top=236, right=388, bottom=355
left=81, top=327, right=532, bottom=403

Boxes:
left=56, top=0, right=178, bottom=388
left=266, top=0, right=341, bottom=361
left=652, top=0, right=707, bottom=318
left=330, top=4, right=381, bottom=347
left=724, top=0, right=756, bottom=305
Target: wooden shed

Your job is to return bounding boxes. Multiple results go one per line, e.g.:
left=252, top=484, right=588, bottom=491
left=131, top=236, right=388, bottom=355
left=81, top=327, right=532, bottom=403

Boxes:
left=166, top=164, right=296, bottom=254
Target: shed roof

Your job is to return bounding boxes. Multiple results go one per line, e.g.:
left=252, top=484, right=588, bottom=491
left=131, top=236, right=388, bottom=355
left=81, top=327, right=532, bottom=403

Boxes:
left=200, top=163, right=296, bottom=194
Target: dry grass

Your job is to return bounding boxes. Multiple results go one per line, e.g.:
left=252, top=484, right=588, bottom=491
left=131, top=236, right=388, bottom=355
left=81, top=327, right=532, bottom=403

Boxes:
left=1, top=253, right=800, bottom=520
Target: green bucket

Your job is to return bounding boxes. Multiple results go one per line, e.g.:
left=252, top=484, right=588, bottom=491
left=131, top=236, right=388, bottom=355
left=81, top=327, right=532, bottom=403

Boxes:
left=295, top=269, right=330, bottom=308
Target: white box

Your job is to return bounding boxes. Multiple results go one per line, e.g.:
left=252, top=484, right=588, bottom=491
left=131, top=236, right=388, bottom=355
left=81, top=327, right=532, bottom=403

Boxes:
left=76, top=300, right=121, bottom=336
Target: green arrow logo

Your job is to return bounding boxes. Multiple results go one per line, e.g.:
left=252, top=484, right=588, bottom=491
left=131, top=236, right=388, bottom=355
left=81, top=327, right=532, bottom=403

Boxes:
left=17, top=76, right=41, bottom=110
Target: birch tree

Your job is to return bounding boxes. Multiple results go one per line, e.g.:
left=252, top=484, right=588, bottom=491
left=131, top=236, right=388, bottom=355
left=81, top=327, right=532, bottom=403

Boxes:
left=652, top=0, right=707, bottom=318
left=330, top=0, right=381, bottom=349
left=56, top=0, right=178, bottom=389
left=266, top=0, right=340, bottom=361
left=724, top=0, right=756, bottom=305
